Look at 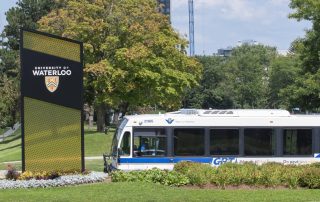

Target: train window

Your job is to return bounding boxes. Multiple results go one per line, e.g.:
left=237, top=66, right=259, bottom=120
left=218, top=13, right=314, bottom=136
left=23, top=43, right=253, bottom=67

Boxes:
left=133, top=128, right=166, bottom=157
left=174, top=128, right=205, bottom=156
left=244, top=128, right=276, bottom=156
left=119, top=132, right=131, bottom=156
left=210, top=129, right=239, bottom=155
left=283, top=129, right=312, bottom=155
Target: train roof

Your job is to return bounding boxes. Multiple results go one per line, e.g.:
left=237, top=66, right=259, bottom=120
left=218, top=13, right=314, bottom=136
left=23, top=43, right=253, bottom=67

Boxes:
left=124, top=109, right=320, bottom=127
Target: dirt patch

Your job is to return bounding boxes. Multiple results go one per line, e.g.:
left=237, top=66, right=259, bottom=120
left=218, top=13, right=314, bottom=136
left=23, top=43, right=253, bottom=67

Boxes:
left=104, top=176, right=112, bottom=183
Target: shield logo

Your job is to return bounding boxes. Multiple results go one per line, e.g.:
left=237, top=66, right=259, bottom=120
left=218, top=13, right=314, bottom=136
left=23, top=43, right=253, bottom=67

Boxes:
left=45, top=76, right=59, bottom=93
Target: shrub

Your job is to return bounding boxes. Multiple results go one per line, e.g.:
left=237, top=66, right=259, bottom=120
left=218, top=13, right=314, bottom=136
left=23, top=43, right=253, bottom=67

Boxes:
left=309, top=162, right=320, bottom=168
left=299, top=167, right=320, bottom=189
left=111, top=168, right=189, bottom=186
left=281, top=165, right=302, bottom=189
left=257, top=163, right=285, bottom=187
left=110, top=162, right=320, bottom=189
left=211, top=162, right=260, bottom=188
left=174, top=162, right=215, bottom=186
left=5, top=164, right=20, bottom=180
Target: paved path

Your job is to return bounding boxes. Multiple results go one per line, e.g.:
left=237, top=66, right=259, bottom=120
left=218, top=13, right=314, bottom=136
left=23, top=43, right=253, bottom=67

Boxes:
left=0, top=123, right=20, bottom=142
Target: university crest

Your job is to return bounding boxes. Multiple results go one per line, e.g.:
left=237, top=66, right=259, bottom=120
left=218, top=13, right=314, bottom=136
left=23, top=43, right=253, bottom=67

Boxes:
left=45, top=76, right=59, bottom=93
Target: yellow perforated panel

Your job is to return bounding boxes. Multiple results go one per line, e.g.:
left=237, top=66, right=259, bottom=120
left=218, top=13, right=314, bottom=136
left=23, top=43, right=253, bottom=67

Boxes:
left=24, top=97, right=82, bottom=172
left=23, top=31, right=80, bottom=62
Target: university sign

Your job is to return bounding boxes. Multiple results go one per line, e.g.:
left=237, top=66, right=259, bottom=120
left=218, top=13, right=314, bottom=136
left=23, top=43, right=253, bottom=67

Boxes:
left=32, top=66, right=72, bottom=92
left=20, top=29, right=84, bottom=172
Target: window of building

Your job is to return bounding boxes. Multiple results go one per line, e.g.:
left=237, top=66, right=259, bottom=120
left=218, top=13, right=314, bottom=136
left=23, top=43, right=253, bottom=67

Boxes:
left=174, top=128, right=205, bottom=156
left=133, top=128, right=166, bottom=157
left=210, top=129, right=239, bottom=155
left=283, top=129, right=312, bottom=155
left=244, top=128, right=275, bottom=156
left=119, top=132, right=131, bottom=156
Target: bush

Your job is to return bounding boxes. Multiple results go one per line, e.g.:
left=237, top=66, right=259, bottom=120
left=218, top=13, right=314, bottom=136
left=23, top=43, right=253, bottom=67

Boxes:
left=257, top=163, right=284, bottom=187
left=299, top=167, right=320, bottom=189
left=211, top=162, right=260, bottom=188
left=111, top=168, right=189, bottom=186
left=5, top=164, right=20, bottom=180
left=110, top=162, right=320, bottom=189
left=281, top=165, right=302, bottom=189
left=174, top=162, right=215, bottom=186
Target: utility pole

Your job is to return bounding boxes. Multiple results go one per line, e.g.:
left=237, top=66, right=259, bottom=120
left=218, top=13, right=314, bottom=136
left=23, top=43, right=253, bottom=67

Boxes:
left=188, top=0, right=195, bottom=56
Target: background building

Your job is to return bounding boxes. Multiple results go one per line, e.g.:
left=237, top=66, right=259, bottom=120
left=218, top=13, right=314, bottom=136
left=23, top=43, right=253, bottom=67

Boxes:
left=217, top=47, right=233, bottom=57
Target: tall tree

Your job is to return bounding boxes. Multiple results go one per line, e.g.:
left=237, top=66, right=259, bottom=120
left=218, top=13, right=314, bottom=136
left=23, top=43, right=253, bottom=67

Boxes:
left=286, top=0, right=320, bottom=111
left=38, top=0, right=201, bottom=131
left=268, top=55, right=299, bottom=109
left=185, top=45, right=277, bottom=109
left=224, top=45, right=276, bottom=108
left=0, top=0, right=59, bottom=129
left=184, top=56, right=234, bottom=109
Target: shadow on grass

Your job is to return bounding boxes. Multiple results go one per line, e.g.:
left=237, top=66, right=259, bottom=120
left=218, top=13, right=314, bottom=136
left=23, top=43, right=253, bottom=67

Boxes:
left=0, top=144, right=21, bottom=152
left=84, top=130, right=106, bottom=135
left=0, top=135, right=21, bottom=145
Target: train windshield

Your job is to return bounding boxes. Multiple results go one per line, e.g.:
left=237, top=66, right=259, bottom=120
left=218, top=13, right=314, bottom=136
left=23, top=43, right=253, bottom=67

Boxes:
left=111, top=118, right=128, bottom=156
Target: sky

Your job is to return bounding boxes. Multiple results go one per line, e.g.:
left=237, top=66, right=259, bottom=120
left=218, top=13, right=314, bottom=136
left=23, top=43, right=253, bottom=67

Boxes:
left=0, top=0, right=312, bottom=55
left=171, top=0, right=311, bottom=55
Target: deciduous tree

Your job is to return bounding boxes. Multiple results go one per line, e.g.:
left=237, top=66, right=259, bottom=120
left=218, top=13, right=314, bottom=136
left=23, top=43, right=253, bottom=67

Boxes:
left=38, top=0, right=201, bottom=131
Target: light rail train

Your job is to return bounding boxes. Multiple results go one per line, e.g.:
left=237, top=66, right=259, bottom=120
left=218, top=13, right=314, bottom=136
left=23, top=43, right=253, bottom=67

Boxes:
left=104, top=109, right=320, bottom=172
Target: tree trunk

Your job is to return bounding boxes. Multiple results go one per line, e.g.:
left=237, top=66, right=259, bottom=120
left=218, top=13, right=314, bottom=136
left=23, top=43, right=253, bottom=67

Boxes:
left=96, top=103, right=105, bottom=132
left=89, top=105, right=94, bottom=129
left=120, top=102, right=129, bottom=118
left=112, top=109, right=120, bottom=125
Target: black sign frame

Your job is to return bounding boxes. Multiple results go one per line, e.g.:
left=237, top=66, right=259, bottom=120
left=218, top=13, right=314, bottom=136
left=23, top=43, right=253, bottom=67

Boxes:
left=20, top=29, right=84, bottom=172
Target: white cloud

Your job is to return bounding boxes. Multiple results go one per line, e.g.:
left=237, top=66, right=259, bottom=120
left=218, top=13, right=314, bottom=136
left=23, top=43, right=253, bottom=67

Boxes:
left=173, top=0, right=290, bottom=22
left=270, top=0, right=290, bottom=6
left=197, top=0, right=267, bottom=21
left=171, top=0, right=311, bottom=54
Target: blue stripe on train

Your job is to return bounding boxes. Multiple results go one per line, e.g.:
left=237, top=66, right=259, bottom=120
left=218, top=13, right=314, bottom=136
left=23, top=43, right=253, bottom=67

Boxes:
left=119, top=157, right=213, bottom=164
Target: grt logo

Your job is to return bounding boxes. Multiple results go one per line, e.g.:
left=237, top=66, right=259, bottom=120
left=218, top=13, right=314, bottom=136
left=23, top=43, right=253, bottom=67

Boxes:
left=212, top=157, right=237, bottom=166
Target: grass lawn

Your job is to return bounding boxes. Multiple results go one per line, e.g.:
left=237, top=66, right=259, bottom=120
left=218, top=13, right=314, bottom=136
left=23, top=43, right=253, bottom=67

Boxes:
left=0, top=129, right=21, bottom=163
left=0, top=125, right=115, bottom=164
left=1, top=182, right=320, bottom=202
left=84, top=125, right=114, bottom=157
left=85, top=159, right=105, bottom=172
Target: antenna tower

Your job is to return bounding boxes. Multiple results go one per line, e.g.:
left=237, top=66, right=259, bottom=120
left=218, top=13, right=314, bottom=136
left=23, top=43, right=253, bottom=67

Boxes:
left=188, top=0, right=195, bottom=56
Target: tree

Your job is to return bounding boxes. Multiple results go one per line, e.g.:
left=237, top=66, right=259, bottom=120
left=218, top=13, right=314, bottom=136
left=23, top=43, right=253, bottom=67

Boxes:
left=268, top=55, right=300, bottom=109
left=285, top=0, right=320, bottom=111
left=184, top=56, right=234, bottom=109
left=38, top=0, right=202, bottom=131
left=185, top=45, right=277, bottom=109
left=0, top=0, right=59, bottom=129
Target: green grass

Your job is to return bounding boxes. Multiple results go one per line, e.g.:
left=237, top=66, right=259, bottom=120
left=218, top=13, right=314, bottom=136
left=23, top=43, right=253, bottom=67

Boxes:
left=85, top=159, right=104, bottom=172
left=84, top=125, right=114, bottom=157
left=1, top=182, right=320, bottom=202
left=0, top=128, right=21, bottom=162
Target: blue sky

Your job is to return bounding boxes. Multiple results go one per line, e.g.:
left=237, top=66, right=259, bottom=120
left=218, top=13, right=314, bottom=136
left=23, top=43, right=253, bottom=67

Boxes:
left=0, top=0, right=311, bottom=55
left=171, top=0, right=311, bottom=55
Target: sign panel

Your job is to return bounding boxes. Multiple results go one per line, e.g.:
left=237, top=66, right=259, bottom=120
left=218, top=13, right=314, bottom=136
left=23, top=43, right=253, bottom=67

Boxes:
left=20, top=29, right=84, bottom=172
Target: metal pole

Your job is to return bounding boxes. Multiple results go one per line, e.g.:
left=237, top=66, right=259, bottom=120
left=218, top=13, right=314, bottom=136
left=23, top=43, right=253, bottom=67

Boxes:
left=188, top=0, right=195, bottom=56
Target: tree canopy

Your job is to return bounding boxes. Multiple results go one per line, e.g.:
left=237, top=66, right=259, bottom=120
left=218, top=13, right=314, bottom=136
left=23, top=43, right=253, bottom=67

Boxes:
left=284, top=0, right=320, bottom=111
left=0, top=0, right=58, bottom=128
left=185, top=45, right=278, bottom=109
left=38, top=0, right=201, bottom=110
